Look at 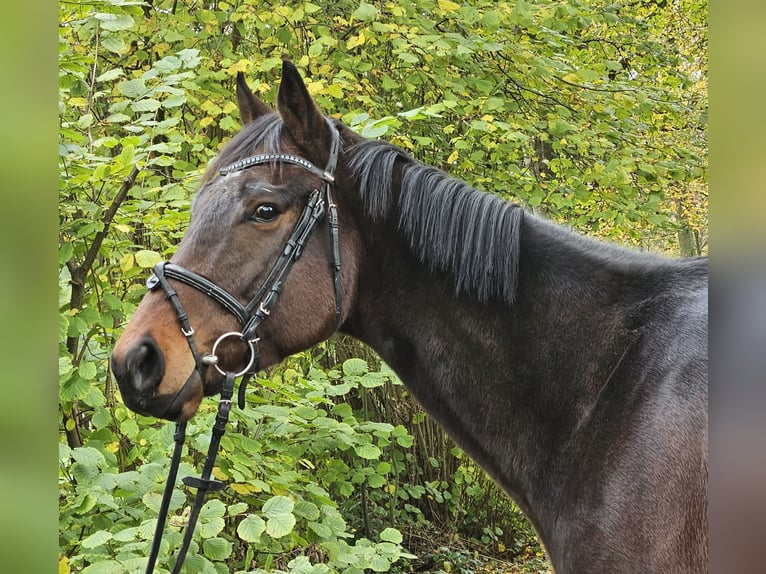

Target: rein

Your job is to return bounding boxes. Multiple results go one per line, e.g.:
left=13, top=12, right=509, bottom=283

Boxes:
left=141, top=119, right=342, bottom=574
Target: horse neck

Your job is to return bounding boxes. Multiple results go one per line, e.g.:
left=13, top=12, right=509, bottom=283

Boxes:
left=345, top=202, right=681, bottom=538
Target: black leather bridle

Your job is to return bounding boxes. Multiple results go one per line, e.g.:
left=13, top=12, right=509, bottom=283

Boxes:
left=141, top=118, right=342, bottom=574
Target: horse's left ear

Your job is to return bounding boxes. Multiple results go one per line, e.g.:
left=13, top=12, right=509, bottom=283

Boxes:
left=277, top=60, right=328, bottom=146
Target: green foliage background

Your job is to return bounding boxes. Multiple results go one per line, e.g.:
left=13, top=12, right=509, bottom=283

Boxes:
left=58, top=1, right=706, bottom=573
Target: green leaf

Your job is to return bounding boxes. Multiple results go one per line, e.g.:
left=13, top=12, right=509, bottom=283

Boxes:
left=134, top=250, right=162, bottom=268
left=95, top=13, right=135, bottom=32
left=96, top=68, right=124, bottom=82
left=198, top=516, right=225, bottom=538
left=228, top=502, right=248, bottom=515
left=80, top=529, right=113, bottom=548
left=342, top=358, right=368, bottom=377
left=367, top=474, right=386, bottom=488
left=202, top=537, right=232, bottom=561
left=131, top=99, right=162, bottom=112
left=82, top=560, right=123, bottom=574
left=308, top=521, right=332, bottom=538
left=101, top=35, right=127, bottom=54
left=379, top=527, right=403, bottom=544
left=352, top=2, right=379, bottom=22
left=266, top=512, right=296, bottom=538
left=262, top=495, right=294, bottom=517
left=237, top=514, right=266, bottom=542
left=118, top=79, right=147, bottom=98
left=294, top=500, right=321, bottom=521
left=359, top=372, right=386, bottom=388
left=354, top=444, right=381, bottom=460
left=71, top=446, right=106, bottom=468
left=369, top=555, right=391, bottom=572
left=78, top=361, right=98, bottom=380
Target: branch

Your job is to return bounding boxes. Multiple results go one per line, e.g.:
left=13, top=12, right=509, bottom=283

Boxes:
left=75, top=165, right=140, bottom=284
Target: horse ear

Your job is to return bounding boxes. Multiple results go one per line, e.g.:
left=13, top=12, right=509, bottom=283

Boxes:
left=236, top=72, right=271, bottom=125
left=277, top=60, right=327, bottom=145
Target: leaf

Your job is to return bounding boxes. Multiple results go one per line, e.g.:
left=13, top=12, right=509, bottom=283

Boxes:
left=198, top=516, right=225, bottom=538
left=379, top=527, right=403, bottom=544
left=82, top=561, right=123, bottom=574
left=366, top=555, right=389, bottom=572
left=266, top=512, right=296, bottom=538
left=294, top=500, right=321, bottom=521
left=202, top=537, right=232, bottom=561
left=342, top=358, right=368, bottom=377
left=352, top=2, right=379, bottom=22
left=134, top=250, right=162, bottom=268
left=308, top=521, right=332, bottom=538
left=437, top=0, right=461, bottom=12
left=131, top=99, right=162, bottom=112
left=118, top=79, right=147, bottom=98
left=353, top=443, right=381, bottom=460
left=102, top=35, right=128, bottom=54
left=96, top=68, right=124, bottom=82
left=237, top=514, right=266, bottom=542
left=78, top=361, right=97, bottom=380
left=367, top=474, right=386, bottom=488
left=262, top=495, right=294, bottom=517
left=287, top=555, right=313, bottom=574
left=71, top=446, right=106, bottom=468
left=80, top=529, right=113, bottom=548
left=95, top=13, right=135, bottom=32
left=360, top=372, right=386, bottom=388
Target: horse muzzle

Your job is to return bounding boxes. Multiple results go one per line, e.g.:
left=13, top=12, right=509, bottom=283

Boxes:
left=110, top=335, right=202, bottom=421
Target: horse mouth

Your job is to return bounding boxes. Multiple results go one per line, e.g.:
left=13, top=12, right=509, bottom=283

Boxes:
left=117, top=370, right=203, bottom=421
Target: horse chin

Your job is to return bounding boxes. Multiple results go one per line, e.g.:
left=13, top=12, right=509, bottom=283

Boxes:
left=120, top=371, right=205, bottom=422
left=164, top=371, right=205, bottom=421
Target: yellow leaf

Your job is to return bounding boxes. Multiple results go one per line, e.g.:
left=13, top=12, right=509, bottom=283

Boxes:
left=213, top=467, right=229, bottom=480
left=227, top=59, right=251, bottom=74
left=347, top=32, right=366, bottom=49
left=231, top=483, right=256, bottom=495
left=59, top=556, right=71, bottom=574
left=481, top=114, right=495, bottom=122
left=106, top=442, right=119, bottom=453
left=326, top=84, right=343, bottom=98
left=200, top=116, right=215, bottom=128
left=120, top=252, right=134, bottom=272
left=114, top=223, right=131, bottom=233
left=306, top=81, right=324, bottom=96
left=447, top=149, right=459, bottom=164
left=438, top=0, right=461, bottom=12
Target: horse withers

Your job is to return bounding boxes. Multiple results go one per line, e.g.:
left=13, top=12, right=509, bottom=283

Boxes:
left=111, top=61, right=708, bottom=573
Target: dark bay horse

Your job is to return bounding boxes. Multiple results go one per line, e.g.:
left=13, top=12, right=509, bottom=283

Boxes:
left=111, top=61, right=708, bottom=573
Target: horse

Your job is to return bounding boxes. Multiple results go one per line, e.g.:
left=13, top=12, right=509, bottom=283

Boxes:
left=111, top=60, right=708, bottom=573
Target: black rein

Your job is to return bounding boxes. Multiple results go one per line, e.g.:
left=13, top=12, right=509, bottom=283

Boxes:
left=141, top=118, right=342, bottom=574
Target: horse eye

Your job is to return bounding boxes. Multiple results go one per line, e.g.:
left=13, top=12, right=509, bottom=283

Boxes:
left=249, top=204, right=280, bottom=223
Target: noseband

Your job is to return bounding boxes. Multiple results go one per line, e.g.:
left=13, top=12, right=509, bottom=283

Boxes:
left=141, top=118, right=342, bottom=574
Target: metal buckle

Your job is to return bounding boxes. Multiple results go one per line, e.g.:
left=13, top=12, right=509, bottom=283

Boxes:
left=208, top=331, right=257, bottom=377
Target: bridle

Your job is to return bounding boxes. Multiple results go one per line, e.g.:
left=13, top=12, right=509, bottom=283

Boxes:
left=141, top=118, right=343, bottom=574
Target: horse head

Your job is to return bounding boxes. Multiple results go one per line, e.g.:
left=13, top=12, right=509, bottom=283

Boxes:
left=111, top=61, right=360, bottom=421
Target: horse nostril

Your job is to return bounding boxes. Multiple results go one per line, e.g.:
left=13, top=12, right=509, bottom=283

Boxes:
left=124, top=337, right=165, bottom=393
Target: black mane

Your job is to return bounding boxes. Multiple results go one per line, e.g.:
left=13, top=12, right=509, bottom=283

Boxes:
left=349, top=139, right=524, bottom=305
